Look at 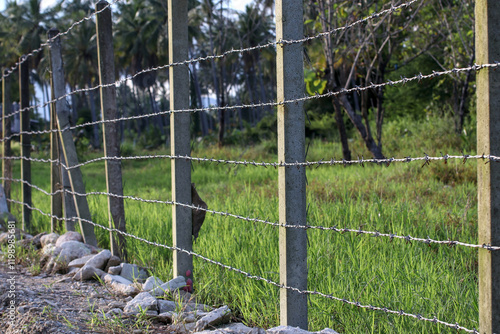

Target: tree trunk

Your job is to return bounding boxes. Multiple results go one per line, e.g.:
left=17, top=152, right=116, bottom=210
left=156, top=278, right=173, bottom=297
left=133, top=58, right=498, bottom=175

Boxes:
left=339, top=94, right=385, bottom=159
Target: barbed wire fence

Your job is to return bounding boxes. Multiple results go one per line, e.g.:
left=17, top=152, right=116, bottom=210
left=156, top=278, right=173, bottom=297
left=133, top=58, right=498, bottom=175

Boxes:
left=1, top=0, right=499, bottom=333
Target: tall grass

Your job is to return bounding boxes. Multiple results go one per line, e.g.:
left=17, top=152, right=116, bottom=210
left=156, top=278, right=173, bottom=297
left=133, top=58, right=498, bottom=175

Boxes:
left=10, top=114, right=480, bottom=332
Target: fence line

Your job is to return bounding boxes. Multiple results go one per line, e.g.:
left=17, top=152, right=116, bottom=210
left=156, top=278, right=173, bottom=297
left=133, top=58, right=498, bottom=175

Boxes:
left=2, top=175, right=497, bottom=252
left=5, top=197, right=480, bottom=334
left=1, top=60, right=498, bottom=142
left=1, top=0, right=496, bottom=331
left=0, top=152, right=498, bottom=172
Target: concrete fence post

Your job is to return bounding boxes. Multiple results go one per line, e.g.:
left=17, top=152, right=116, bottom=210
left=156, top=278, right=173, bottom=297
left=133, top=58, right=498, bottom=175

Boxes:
left=168, top=0, right=193, bottom=279
left=2, top=69, right=12, bottom=210
left=19, top=56, right=32, bottom=233
left=276, top=0, right=308, bottom=329
left=476, top=1, right=500, bottom=333
left=48, top=29, right=97, bottom=246
left=96, top=0, right=127, bottom=260
left=49, top=62, right=63, bottom=233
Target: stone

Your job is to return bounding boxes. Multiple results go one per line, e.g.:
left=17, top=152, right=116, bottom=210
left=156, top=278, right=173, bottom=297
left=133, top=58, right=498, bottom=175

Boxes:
left=156, top=311, right=174, bottom=322
left=120, top=263, right=148, bottom=283
left=102, top=274, right=139, bottom=296
left=108, top=265, right=121, bottom=275
left=85, top=250, right=111, bottom=270
left=266, top=326, right=311, bottom=334
left=73, top=266, right=106, bottom=281
left=197, top=323, right=263, bottom=334
left=40, top=233, right=59, bottom=248
left=194, top=305, right=231, bottom=332
left=104, top=255, right=121, bottom=273
left=105, top=308, right=123, bottom=317
left=55, top=231, right=83, bottom=247
left=157, top=299, right=177, bottom=313
left=31, top=232, right=47, bottom=249
left=315, top=329, right=340, bottom=334
left=55, top=241, right=93, bottom=264
left=150, top=276, right=186, bottom=297
left=123, top=291, right=158, bottom=315
left=68, top=255, right=95, bottom=269
left=143, top=276, right=164, bottom=292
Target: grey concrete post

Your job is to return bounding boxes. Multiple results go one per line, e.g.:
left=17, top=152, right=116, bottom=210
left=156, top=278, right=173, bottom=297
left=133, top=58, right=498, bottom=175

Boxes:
left=49, top=51, right=63, bottom=233
left=96, top=0, right=127, bottom=260
left=19, top=56, right=32, bottom=233
left=476, top=1, right=500, bottom=333
left=61, top=148, right=76, bottom=231
left=168, top=0, right=192, bottom=279
left=2, top=69, right=12, bottom=209
left=276, top=0, right=308, bottom=329
left=48, top=29, right=97, bottom=246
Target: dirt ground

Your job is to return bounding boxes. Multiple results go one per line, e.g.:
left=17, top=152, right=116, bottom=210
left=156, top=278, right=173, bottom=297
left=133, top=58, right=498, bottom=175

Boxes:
left=0, top=262, right=177, bottom=333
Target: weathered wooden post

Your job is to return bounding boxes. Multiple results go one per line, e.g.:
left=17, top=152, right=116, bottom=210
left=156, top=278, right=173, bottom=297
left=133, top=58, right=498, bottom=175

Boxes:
left=96, top=0, right=127, bottom=260
left=168, top=0, right=193, bottom=279
left=476, top=1, right=500, bottom=333
left=48, top=29, right=97, bottom=246
left=276, top=0, right=308, bottom=329
left=19, top=56, right=32, bottom=233
left=49, top=65, right=63, bottom=233
left=2, top=69, right=12, bottom=209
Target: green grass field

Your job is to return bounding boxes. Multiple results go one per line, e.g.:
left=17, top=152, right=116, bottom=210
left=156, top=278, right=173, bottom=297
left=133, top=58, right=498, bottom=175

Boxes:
left=8, top=114, right=481, bottom=333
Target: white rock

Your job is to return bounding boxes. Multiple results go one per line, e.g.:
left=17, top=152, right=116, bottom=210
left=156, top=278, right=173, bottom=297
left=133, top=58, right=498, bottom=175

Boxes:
left=197, top=323, right=263, bottom=334
left=55, top=231, right=83, bottom=247
left=156, top=311, right=174, bottom=322
left=105, top=308, right=123, bottom=317
left=315, top=329, right=339, bottom=334
left=73, top=266, right=105, bottom=281
left=103, top=274, right=139, bottom=296
left=194, top=305, right=231, bottom=332
left=108, top=265, right=121, bottom=275
left=68, top=254, right=95, bottom=268
left=123, top=291, right=158, bottom=315
left=40, top=232, right=59, bottom=248
left=85, top=249, right=111, bottom=270
left=143, top=276, right=164, bottom=292
left=157, top=299, right=177, bottom=313
left=150, top=276, right=186, bottom=297
left=56, top=241, right=93, bottom=264
left=266, top=326, right=311, bottom=334
left=120, top=263, right=148, bottom=283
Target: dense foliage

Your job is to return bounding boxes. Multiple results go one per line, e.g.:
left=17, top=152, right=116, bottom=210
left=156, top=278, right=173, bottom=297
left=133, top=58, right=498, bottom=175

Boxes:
left=0, top=0, right=475, bottom=156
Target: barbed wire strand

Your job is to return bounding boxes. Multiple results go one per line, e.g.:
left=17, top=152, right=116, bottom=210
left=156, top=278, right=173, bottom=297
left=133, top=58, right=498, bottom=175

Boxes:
left=1, top=0, right=121, bottom=81
left=0, top=152, right=497, bottom=172
left=3, top=0, right=423, bottom=121
left=6, top=198, right=479, bottom=333
left=3, top=176, right=497, bottom=251
left=1, top=60, right=498, bottom=140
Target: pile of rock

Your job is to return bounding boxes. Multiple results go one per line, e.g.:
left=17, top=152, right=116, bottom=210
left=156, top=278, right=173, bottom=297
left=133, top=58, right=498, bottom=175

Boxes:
left=0, top=230, right=339, bottom=334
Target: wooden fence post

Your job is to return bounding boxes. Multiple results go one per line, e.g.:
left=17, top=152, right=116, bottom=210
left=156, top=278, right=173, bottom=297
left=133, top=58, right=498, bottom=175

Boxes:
left=50, top=67, right=63, bottom=233
left=476, top=1, right=500, bottom=333
left=276, top=0, right=308, bottom=329
left=168, top=0, right=193, bottom=279
left=19, top=56, right=31, bottom=233
left=48, top=29, right=97, bottom=246
left=2, top=69, right=12, bottom=210
left=96, top=0, right=127, bottom=260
